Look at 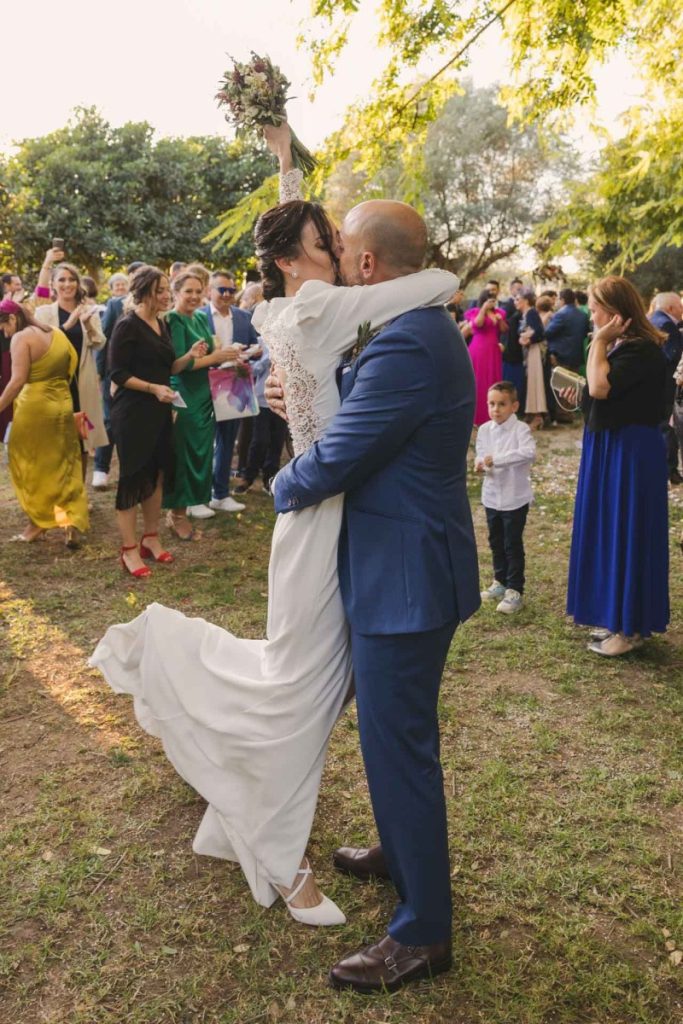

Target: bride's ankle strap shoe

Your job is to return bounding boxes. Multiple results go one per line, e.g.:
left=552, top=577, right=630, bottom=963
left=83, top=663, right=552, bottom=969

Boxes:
left=276, top=861, right=346, bottom=927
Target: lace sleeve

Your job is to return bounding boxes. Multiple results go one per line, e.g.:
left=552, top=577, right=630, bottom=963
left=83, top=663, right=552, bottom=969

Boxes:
left=279, top=169, right=304, bottom=203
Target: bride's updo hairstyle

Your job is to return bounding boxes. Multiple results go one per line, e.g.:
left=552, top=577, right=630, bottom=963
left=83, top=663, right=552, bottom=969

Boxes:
left=254, top=200, right=338, bottom=300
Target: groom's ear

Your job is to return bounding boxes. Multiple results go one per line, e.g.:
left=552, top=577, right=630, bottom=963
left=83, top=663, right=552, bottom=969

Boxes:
left=359, top=250, right=376, bottom=282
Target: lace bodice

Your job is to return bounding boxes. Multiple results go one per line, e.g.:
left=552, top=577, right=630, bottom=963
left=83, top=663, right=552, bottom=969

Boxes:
left=260, top=301, right=323, bottom=455
left=279, top=168, right=304, bottom=203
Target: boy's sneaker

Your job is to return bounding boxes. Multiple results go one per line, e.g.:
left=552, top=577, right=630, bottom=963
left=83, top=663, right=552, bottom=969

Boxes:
left=496, top=589, right=523, bottom=614
left=480, top=580, right=506, bottom=602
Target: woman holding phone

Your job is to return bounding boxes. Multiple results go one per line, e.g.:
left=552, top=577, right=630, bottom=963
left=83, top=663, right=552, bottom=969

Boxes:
left=464, top=289, right=506, bottom=425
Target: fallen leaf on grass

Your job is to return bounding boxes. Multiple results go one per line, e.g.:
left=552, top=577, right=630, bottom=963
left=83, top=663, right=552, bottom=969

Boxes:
left=125, top=593, right=138, bottom=607
left=90, top=846, right=111, bottom=857
left=160, top=946, right=177, bottom=956
left=665, top=940, right=677, bottom=951
left=662, top=928, right=672, bottom=938
left=233, top=943, right=251, bottom=954
left=669, top=950, right=682, bottom=966
left=41, top=850, right=54, bottom=863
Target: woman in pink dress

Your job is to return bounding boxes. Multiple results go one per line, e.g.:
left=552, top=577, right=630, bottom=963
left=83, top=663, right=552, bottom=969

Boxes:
left=465, top=290, right=507, bottom=425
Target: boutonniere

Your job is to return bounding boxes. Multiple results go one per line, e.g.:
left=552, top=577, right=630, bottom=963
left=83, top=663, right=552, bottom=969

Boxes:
left=344, top=321, right=380, bottom=363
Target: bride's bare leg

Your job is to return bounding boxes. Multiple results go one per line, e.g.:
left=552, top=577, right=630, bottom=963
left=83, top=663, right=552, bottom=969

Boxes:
left=277, top=857, right=324, bottom=909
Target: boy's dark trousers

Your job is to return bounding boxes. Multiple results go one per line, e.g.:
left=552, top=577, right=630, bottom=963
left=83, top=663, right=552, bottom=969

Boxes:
left=485, top=503, right=529, bottom=593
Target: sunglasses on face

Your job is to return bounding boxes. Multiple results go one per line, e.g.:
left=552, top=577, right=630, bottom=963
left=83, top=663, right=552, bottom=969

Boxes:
left=216, top=286, right=237, bottom=295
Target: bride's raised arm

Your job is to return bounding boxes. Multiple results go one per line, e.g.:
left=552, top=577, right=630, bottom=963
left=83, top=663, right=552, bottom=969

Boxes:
left=292, top=270, right=459, bottom=359
left=263, top=123, right=304, bottom=203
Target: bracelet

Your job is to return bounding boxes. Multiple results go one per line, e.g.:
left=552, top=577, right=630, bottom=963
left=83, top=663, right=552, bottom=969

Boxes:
left=35, top=286, right=51, bottom=298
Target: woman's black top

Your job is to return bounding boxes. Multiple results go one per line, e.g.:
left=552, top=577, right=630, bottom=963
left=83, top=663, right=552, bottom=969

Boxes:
left=520, top=307, right=545, bottom=345
left=503, top=309, right=523, bottom=364
left=108, top=311, right=176, bottom=509
left=58, top=305, right=83, bottom=412
left=582, top=338, right=666, bottom=432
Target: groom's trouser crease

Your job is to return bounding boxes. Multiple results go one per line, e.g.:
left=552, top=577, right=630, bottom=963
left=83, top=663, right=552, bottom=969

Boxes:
left=350, top=620, right=457, bottom=946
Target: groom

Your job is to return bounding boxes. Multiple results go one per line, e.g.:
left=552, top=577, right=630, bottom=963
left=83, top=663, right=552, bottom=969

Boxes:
left=271, top=199, right=480, bottom=993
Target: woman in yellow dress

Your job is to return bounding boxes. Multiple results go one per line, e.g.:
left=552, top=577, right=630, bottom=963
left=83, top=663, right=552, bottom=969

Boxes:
left=0, top=299, right=88, bottom=545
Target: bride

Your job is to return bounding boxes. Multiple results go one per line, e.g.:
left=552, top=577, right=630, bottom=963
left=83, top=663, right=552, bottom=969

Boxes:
left=90, top=125, right=458, bottom=926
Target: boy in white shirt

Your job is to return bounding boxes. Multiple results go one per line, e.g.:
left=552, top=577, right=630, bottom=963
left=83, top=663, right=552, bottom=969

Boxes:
left=475, top=381, right=536, bottom=614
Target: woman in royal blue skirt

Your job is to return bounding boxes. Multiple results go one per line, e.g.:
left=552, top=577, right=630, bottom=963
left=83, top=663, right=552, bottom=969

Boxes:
left=566, top=275, right=669, bottom=657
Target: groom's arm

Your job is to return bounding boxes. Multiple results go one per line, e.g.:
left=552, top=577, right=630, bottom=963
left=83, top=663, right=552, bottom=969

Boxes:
left=273, top=330, right=432, bottom=513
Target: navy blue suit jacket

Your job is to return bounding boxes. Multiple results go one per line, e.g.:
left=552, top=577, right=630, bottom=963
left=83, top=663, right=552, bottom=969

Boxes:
left=200, top=304, right=260, bottom=348
left=649, top=309, right=683, bottom=366
left=544, top=304, right=589, bottom=365
left=274, top=306, right=481, bottom=635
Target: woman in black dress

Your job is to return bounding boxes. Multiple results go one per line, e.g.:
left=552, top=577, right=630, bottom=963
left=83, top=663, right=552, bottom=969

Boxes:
left=108, top=266, right=208, bottom=578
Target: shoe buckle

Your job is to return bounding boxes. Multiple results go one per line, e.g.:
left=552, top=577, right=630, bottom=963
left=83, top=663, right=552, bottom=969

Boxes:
left=384, top=954, right=398, bottom=973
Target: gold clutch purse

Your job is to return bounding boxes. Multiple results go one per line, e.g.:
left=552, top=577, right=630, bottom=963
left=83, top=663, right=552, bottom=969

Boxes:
left=550, top=365, right=586, bottom=409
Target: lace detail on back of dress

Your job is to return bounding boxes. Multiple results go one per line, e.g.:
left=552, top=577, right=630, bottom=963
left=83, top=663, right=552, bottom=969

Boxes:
left=260, top=306, right=321, bottom=457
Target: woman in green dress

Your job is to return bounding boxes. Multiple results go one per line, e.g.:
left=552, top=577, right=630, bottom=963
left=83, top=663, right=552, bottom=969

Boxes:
left=164, top=271, right=229, bottom=540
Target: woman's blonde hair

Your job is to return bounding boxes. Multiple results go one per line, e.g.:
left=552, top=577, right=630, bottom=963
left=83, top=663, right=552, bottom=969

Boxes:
left=590, top=276, right=667, bottom=347
left=172, top=270, right=206, bottom=295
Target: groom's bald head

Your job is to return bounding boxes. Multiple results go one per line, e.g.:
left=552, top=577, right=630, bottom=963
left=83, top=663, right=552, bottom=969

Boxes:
left=339, top=200, right=428, bottom=285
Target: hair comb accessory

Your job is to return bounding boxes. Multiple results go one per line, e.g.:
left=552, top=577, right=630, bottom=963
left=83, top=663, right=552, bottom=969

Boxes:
left=0, top=299, right=23, bottom=315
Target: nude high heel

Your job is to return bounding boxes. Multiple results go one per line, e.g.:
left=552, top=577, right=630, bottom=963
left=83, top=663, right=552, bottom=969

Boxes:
left=276, top=860, right=346, bottom=927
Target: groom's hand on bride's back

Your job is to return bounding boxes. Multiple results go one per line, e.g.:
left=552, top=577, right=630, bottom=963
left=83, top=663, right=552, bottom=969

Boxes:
left=265, top=369, right=288, bottom=421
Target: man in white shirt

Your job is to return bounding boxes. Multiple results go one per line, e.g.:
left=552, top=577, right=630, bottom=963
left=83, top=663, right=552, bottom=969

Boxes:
left=200, top=270, right=261, bottom=513
left=475, top=381, right=536, bottom=613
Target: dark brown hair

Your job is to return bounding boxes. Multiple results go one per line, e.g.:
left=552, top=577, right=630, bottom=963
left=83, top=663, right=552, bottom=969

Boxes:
left=128, top=265, right=165, bottom=305
left=488, top=381, right=518, bottom=401
left=590, top=276, right=667, bottom=347
left=254, top=200, right=338, bottom=300
left=0, top=304, right=51, bottom=334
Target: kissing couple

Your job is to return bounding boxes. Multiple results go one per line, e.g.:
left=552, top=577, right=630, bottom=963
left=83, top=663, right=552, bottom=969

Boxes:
left=90, top=123, right=480, bottom=994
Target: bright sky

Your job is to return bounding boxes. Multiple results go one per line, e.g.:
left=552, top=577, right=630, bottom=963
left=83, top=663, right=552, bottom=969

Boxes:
left=2, top=0, right=642, bottom=156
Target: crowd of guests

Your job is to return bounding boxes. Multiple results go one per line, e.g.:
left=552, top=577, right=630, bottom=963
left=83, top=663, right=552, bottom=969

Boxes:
left=0, top=250, right=271, bottom=571
left=468, top=274, right=679, bottom=658
left=0, top=255, right=679, bottom=657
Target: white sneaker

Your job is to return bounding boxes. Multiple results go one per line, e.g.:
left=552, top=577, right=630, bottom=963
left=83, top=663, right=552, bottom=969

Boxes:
left=481, top=580, right=506, bottom=602
left=496, top=589, right=524, bottom=614
left=209, top=496, right=245, bottom=513
left=92, top=470, right=109, bottom=490
left=186, top=504, right=216, bottom=519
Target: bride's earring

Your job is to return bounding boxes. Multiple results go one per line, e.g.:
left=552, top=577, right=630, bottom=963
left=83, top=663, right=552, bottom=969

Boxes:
left=290, top=271, right=299, bottom=279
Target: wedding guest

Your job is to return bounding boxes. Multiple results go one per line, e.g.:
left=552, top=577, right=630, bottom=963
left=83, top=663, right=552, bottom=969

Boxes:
left=516, top=287, right=547, bottom=430
left=163, top=271, right=232, bottom=538
left=544, top=288, right=590, bottom=423
left=238, top=282, right=264, bottom=310
left=0, top=307, right=13, bottom=444
left=169, top=261, right=186, bottom=283
left=185, top=262, right=211, bottom=301
left=233, top=342, right=287, bottom=495
left=464, top=289, right=506, bottom=425
left=649, top=292, right=683, bottom=484
left=501, top=277, right=524, bottom=318
left=0, top=299, right=88, bottom=546
left=108, top=267, right=206, bottom=577
left=93, top=261, right=145, bottom=490
left=566, top=276, right=669, bottom=656
left=536, top=295, right=555, bottom=328
left=673, top=351, right=683, bottom=490
left=501, top=297, right=526, bottom=411
left=475, top=382, right=535, bottom=614
left=1, top=273, right=11, bottom=297
left=34, top=257, right=108, bottom=477
left=200, top=270, right=260, bottom=513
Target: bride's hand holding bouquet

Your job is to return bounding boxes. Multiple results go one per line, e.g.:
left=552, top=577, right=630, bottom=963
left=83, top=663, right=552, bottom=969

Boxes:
left=216, top=54, right=316, bottom=176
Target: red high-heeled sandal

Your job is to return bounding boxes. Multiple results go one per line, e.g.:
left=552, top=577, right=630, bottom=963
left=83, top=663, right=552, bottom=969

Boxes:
left=139, top=532, right=174, bottom=564
left=120, top=543, right=152, bottom=579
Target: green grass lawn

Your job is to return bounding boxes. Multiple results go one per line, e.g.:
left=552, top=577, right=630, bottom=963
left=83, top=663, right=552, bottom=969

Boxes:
left=0, top=424, right=681, bottom=1024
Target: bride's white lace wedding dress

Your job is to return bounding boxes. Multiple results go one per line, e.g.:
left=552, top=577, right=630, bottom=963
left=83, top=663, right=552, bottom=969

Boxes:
left=90, top=179, right=457, bottom=907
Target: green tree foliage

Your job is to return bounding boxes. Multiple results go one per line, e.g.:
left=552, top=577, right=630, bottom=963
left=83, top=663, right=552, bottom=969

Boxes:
left=323, top=83, right=575, bottom=284
left=0, top=107, right=271, bottom=280
left=301, top=1, right=683, bottom=266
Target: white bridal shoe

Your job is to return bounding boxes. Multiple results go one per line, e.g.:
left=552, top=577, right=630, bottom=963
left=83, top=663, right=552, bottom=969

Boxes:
left=276, top=860, right=346, bottom=927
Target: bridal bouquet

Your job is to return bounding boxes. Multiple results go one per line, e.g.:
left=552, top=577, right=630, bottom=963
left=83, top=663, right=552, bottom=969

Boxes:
left=216, top=53, right=317, bottom=176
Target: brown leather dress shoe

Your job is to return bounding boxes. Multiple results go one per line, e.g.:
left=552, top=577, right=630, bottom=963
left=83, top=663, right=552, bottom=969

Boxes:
left=329, top=933, right=452, bottom=994
left=332, top=844, right=391, bottom=881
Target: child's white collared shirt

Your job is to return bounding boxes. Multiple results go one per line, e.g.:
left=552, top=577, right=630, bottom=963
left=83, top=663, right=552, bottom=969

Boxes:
left=475, top=415, right=536, bottom=511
